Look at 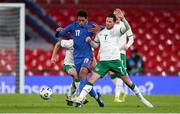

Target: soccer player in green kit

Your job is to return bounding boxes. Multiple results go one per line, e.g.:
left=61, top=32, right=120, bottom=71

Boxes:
left=110, top=8, right=135, bottom=103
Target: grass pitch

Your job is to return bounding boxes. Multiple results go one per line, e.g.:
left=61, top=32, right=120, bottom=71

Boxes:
left=0, top=94, right=179, bottom=113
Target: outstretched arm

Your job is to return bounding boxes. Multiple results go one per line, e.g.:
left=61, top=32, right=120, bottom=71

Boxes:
left=51, top=39, right=74, bottom=64
left=51, top=41, right=61, bottom=64
left=55, top=24, right=72, bottom=38
left=86, top=36, right=100, bottom=48
left=114, top=9, right=130, bottom=34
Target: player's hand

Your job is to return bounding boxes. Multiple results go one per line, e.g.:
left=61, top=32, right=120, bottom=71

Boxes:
left=91, top=24, right=101, bottom=33
left=85, top=36, right=92, bottom=43
left=51, top=56, right=58, bottom=64
left=114, top=8, right=125, bottom=20
left=124, top=45, right=129, bottom=50
left=121, top=45, right=128, bottom=50
left=56, top=27, right=63, bottom=32
left=114, top=9, right=121, bottom=23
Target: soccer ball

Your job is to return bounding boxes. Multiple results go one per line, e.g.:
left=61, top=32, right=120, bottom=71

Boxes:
left=39, top=87, right=53, bottom=100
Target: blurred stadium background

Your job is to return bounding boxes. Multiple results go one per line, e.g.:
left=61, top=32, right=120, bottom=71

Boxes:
left=0, top=0, right=179, bottom=94
left=0, top=0, right=180, bottom=113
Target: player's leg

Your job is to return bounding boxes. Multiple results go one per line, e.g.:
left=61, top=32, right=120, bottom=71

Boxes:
left=74, top=72, right=101, bottom=107
left=113, top=60, right=154, bottom=108
left=64, top=65, right=80, bottom=106
left=80, top=58, right=104, bottom=107
left=80, top=67, right=98, bottom=98
left=121, top=75, right=154, bottom=108
left=110, top=60, right=153, bottom=108
left=73, top=61, right=109, bottom=107
left=119, top=53, right=128, bottom=101
left=110, top=72, right=124, bottom=102
left=110, top=53, right=127, bottom=102
left=67, top=67, right=80, bottom=96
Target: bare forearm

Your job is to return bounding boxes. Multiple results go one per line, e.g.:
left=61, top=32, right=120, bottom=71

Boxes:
left=86, top=36, right=99, bottom=48
left=52, top=42, right=61, bottom=58
left=89, top=41, right=99, bottom=48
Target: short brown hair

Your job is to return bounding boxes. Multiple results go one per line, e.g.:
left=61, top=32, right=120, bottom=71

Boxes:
left=107, top=13, right=116, bottom=22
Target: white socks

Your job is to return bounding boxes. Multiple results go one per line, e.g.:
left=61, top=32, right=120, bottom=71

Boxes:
left=74, top=81, right=80, bottom=90
left=112, top=78, right=123, bottom=98
left=133, top=85, right=154, bottom=108
left=67, top=81, right=80, bottom=98
left=133, top=86, right=144, bottom=100
left=78, top=84, right=93, bottom=101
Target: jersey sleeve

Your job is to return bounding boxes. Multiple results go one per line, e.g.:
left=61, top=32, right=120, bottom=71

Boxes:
left=115, top=19, right=130, bottom=37
left=120, top=25, right=126, bottom=35
left=87, top=22, right=96, bottom=37
left=91, top=21, right=96, bottom=27
left=120, top=18, right=130, bottom=35
left=55, top=23, right=73, bottom=38
left=94, top=33, right=100, bottom=43
left=126, top=28, right=134, bottom=48
left=126, top=28, right=133, bottom=37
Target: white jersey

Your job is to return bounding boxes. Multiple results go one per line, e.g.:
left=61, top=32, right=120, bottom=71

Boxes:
left=117, top=22, right=134, bottom=54
left=60, top=40, right=74, bottom=66
left=95, top=24, right=125, bottom=61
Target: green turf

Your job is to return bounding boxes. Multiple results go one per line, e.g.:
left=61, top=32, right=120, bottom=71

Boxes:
left=0, top=94, right=180, bottom=113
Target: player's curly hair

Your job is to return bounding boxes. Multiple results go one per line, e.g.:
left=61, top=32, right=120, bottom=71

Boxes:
left=77, top=10, right=88, bottom=18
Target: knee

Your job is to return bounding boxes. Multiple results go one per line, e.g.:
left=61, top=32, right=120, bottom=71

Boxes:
left=80, top=67, right=89, bottom=78
left=69, top=69, right=78, bottom=79
left=89, top=72, right=100, bottom=83
left=109, top=71, right=115, bottom=75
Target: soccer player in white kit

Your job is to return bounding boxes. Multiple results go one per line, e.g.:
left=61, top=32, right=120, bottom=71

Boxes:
left=72, top=11, right=153, bottom=108
left=110, top=8, right=135, bottom=103
left=51, top=39, right=81, bottom=106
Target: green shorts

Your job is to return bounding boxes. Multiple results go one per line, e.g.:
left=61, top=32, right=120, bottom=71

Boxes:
left=120, top=53, right=127, bottom=69
left=110, top=53, right=127, bottom=79
left=93, top=59, right=127, bottom=78
left=64, top=64, right=75, bottom=74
